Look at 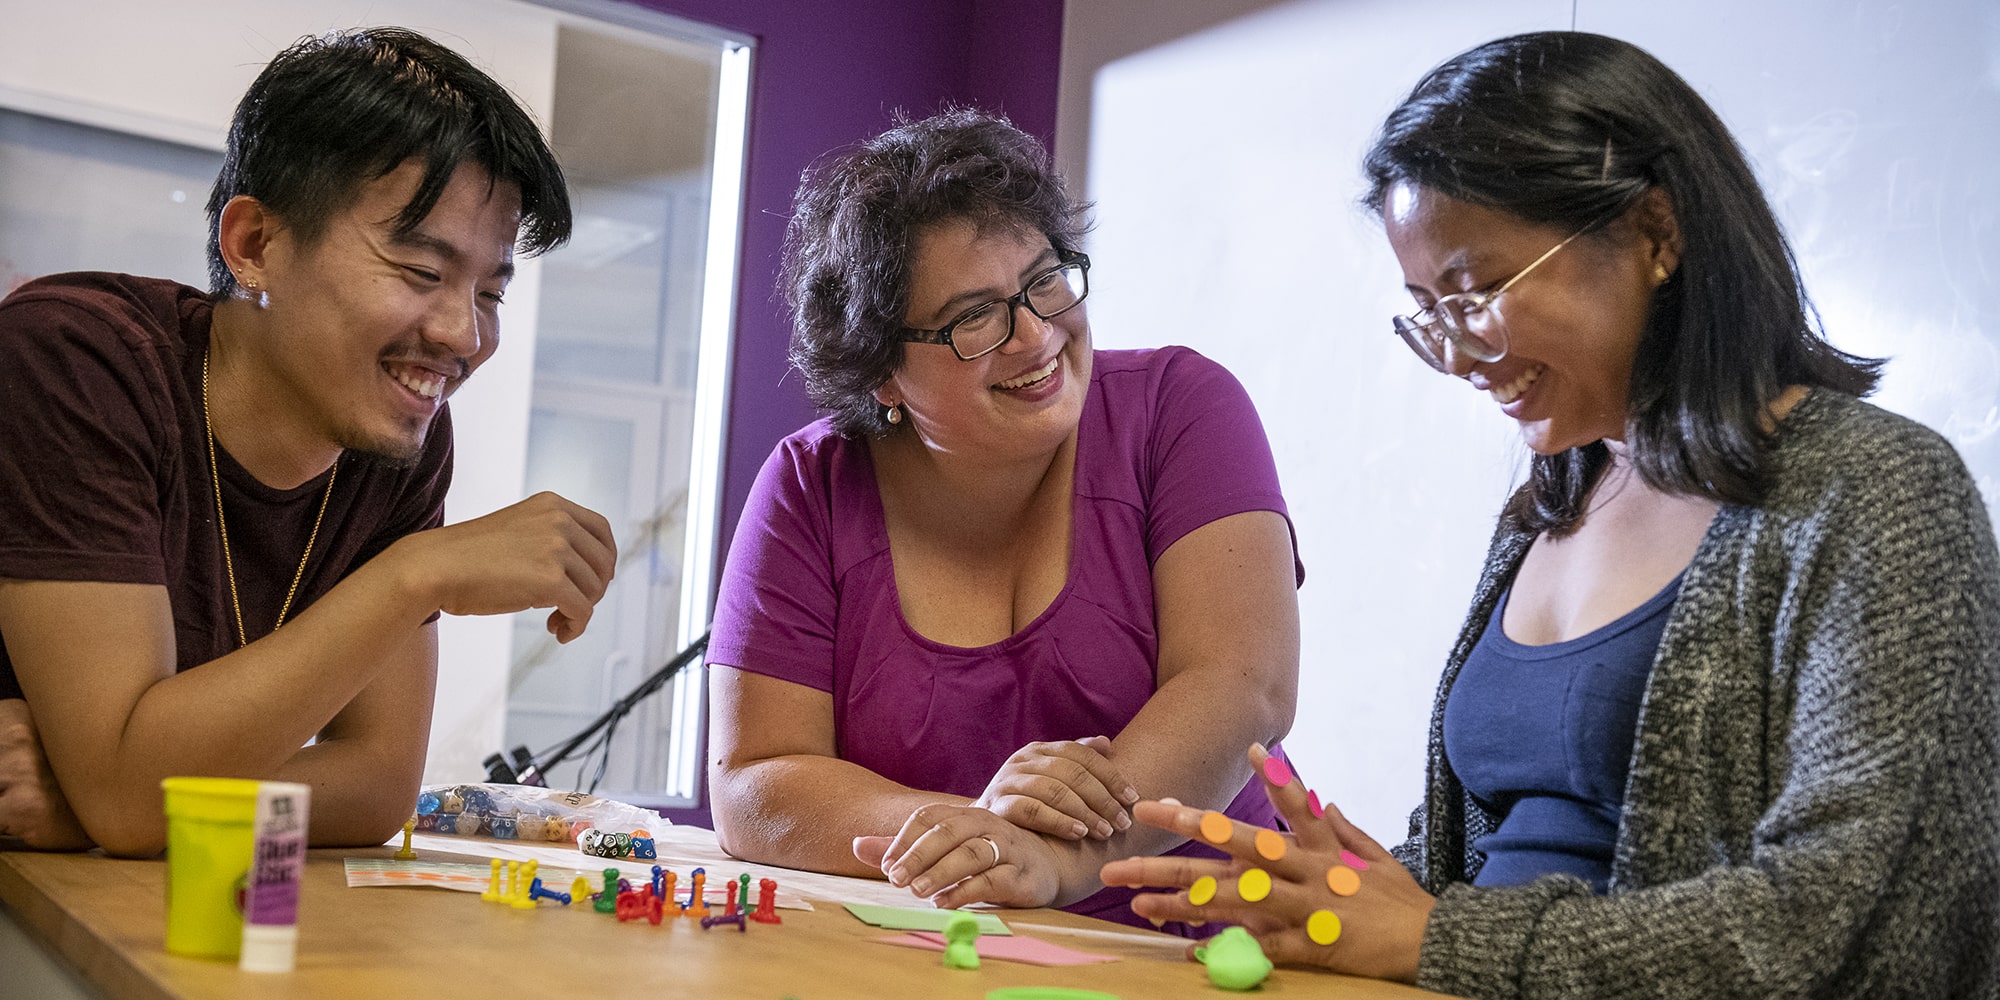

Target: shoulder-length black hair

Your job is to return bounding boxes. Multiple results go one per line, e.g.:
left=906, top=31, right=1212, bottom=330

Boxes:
left=1362, top=31, right=1879, bottom=534
left=206, top=27, right=571, bottom=298
left=781, top=107, right=1091, bottom=438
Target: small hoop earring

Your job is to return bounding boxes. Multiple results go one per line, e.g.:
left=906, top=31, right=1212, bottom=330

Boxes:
left=884, top=403, right=902, bottom=425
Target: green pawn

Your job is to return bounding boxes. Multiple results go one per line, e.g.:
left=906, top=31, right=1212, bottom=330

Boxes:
left=1193, top=926, right=1272, bottom=991
left=942, top=912, right=981, bottom=970
left=594, top=868, right=619, bottom=914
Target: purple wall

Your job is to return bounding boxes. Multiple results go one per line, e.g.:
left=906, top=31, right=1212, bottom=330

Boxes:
left=623, top=0, right=1064, bottom=822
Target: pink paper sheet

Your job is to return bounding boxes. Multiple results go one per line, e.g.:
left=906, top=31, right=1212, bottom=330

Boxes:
left=876, top=930, right=1120, bottom=966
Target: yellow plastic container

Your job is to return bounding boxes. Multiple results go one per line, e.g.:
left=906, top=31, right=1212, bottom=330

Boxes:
left=161, top=776, right=261, bottom=958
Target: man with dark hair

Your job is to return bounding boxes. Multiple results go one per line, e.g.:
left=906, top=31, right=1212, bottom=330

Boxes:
left=0, top=28, right=615, bottom=856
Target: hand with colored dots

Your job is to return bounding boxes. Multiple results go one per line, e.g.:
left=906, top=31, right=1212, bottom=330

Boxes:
left=1099, top=743, right=1436, bottom=984
left=972, top=736, right=1140, bottom=841
left=853, top=802, right=1064, bottom=910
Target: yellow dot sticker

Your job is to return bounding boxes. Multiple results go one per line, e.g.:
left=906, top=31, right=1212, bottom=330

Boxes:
left=1189, top=875, right=1217, bottom=906
left=1238, top=867, right=1272, bottom=902
left=1199, top=811, right=1233, bottom=845
left=1327, top=864, right=1361, bottom=897
left=1254, top=828, right=1287, bottom=862
left=1307, top=909, right=1342, bottom=946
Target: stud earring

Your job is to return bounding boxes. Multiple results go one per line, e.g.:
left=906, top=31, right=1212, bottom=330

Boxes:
left=1653, top=263, right=1670, bottom=283
left=884, top=403, right=902, bottom=425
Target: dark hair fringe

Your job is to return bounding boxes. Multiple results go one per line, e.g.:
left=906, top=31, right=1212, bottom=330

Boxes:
left=205, top=27, right=571, bottom=297
left=1361, top=31, right=1881, bottom=535
left=780, top=106, right=1092, bottom=438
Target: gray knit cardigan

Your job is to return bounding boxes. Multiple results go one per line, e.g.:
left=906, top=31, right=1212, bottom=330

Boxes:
left=1398, top=390, right=2000, bottom=999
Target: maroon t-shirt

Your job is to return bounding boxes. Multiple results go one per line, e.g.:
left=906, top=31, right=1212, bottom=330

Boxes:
left=0, top=272, right=452, bottom=700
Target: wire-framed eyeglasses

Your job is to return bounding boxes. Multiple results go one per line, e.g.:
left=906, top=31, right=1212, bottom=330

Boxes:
left=899, top=250, right=1091, bottom=361
left=1390, top=224, right=1594, bottom=373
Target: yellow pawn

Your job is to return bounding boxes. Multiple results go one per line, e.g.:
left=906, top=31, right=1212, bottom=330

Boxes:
left=394, top=818, right=418, bottom=860
left=481, top=858, right=504, bottom=902
left=569, top=874, right=591, bottom=906
left=503, top=861, right=521, bottom=905
left=511, top=860, right=540, bottom=909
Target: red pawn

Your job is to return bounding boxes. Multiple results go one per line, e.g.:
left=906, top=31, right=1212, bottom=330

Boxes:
left=750, top=878, right=782, bottom=924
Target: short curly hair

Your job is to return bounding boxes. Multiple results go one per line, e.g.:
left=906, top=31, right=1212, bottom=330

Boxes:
left=781, top=107, right=1091, bottom=437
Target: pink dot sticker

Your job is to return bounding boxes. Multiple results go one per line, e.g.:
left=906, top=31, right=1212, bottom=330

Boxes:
left=1339, top=850, right=1369, bottom=871
left=1308, top=790, right=1325, bottom=818
left=1261, top=755, right=1293, bottom=788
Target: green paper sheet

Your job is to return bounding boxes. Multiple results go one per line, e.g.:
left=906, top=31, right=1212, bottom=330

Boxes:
left=843, top=902, right=1012, bottom=935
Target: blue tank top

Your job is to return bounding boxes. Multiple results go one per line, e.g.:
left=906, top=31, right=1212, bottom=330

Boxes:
left=1441, top=573, right=1682, bottom=892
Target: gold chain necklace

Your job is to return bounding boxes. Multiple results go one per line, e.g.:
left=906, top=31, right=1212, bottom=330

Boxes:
left=201, top=349, right=336, bottom=647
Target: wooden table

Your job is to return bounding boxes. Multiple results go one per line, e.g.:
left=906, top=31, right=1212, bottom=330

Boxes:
left=1, top=844, right=1450, bottom=999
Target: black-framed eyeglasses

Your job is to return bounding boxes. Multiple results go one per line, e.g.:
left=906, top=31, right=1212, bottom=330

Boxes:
left=1390, top=224, right=1592, bottom=373
left=899, top=250, right=1090, bottom=361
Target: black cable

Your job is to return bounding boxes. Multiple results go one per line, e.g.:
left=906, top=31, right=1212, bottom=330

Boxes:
left=521, top=631, right=711, bottom=787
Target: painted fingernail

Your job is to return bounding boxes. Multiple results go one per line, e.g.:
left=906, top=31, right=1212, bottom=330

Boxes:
left=1340, top=849, right=1369, bottom=871
left=1308, top=790, right=1325, bottom=818
left=1114, top=812, right=1131, bottom=831
left=1261, top=756, right=1294, bottom=787
left=1148, top=916, right=1165, bottom=928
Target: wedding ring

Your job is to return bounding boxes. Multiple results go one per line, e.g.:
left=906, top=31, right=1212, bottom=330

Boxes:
left=978, top=835, right=1002, bottom=868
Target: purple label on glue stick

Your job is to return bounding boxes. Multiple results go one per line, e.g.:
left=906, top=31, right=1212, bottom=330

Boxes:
left=244, top=783, right=310, bottom=927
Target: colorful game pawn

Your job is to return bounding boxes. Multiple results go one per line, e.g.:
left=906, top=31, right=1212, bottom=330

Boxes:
left=510, top=860, right=540, bottom=909
left=942, top=913, right=981, bottom=970
left=503, top=861, right=521, bottom=904
left=750, top=878, right=782, bottom=924
left=662, top=871, right=682, bottom=916
left=482, top=858, right=504, bottom=902
left=528, top=878, right=572, bottom=907
left=651, top=865, right=666, bottom=899
left=595, top=869, right=619, bottom=914
left=646, top=891, right=665, bottom=926
left=723, top=884, right=739, bottom=918
left=570, top=874, right=591, bottom=907
left=686, top=868, right=710, bottom=918
left=700, top=912, right=746, bottom=932
left=394, top=817, right=418, bottom=860
left=738, top=873, right=752, bottom=915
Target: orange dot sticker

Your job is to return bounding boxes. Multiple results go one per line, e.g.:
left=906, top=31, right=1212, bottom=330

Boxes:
left=1327, top=864, right=1361, bottom=897
left=1199, top=811, right=1233, bottom=845
left=1254, top=828, right=1287, bottom=862
left=1307, top=909, right=1342, bottom=946
left=1189, top=875, right=1217, bottom=906
left=1238, top=867, right=1272, bottom=902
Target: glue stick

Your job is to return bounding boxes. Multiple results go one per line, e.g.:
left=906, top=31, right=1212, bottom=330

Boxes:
left=238, top=781, right=312, bottom=973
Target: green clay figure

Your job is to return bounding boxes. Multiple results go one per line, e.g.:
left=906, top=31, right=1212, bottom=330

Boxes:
left=942, top=912, right=981, bottom=970
left=1193, top=926, right=1272, bottom=991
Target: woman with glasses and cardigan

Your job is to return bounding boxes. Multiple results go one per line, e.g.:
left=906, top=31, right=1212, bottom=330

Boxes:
left=1104, top=31, right=2000, bottom=996
left=704, top=108, right=1304, bottom=930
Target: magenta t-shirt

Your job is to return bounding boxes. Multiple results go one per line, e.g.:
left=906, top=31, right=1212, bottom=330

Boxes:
left=709, top=346, right=1303, bottom=927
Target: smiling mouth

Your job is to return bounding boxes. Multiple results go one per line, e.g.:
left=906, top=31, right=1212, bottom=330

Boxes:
left=1489, top=365, right=1544, bottom=405
left=385, top=361, right=450, bottom=400
left=995, top=356, right=1059, bottom=391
